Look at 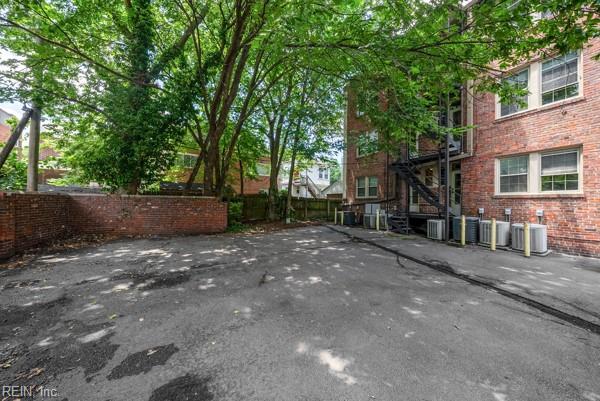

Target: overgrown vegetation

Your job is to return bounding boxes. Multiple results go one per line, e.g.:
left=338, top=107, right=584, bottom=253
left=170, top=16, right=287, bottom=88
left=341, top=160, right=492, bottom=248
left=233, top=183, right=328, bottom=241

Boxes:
left=227, top=201, right=244, bottom=231
left=0, top=149, right=26, bottom=190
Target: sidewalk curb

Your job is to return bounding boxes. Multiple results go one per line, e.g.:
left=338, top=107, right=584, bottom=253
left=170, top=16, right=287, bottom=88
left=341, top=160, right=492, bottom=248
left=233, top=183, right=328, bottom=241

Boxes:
left=326, top=225, right=600, bottom=337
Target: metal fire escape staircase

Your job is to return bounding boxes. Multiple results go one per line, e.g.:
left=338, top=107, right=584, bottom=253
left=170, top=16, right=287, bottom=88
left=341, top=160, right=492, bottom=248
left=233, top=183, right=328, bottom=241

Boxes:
left=391, top=158, right=445, bottom=210
left=387, top=213, right=410, bottom=234
left=387, top=152, right=459, bottom=234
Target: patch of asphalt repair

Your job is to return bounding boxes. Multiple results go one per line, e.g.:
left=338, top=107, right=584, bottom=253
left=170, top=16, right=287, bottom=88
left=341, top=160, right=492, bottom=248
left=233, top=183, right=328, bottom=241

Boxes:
left=326, top=225, right=600, bottom=336
left=107, top=343, right=179, bottom=380
left=0, top=295, right=71, bottom=337
left=0, top=318, right=118, bottom=387
left=148, top=374, right=213, bottom=401
left=110, top=270, right=191, bottom=290
left=1, top=278, right=41, bottom=290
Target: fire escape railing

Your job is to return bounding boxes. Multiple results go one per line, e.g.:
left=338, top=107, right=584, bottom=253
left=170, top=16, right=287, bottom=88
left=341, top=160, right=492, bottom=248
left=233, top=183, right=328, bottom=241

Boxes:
left=390, top=156, right=461, bottom=217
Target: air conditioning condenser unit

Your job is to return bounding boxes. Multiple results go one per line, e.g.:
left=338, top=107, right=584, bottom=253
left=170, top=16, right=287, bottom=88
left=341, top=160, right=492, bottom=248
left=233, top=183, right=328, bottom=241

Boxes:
left=363, top=214, right=376, bottom=229
left=511, top=223, right=548, bottom=253
left=427, top=219, right=445, bottom=241
left=479, top=220, right=510, bottom=247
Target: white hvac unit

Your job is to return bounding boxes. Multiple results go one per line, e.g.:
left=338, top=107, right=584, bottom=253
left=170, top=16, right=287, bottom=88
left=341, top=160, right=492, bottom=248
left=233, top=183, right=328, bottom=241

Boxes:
left=479, top=220, right=510, bottom=247
left=427, top=219, right=445, bottom=241
left=363, top=213, right=376, bottom=229
left=511, top=223, right=548, bottom=253
left=365, top=203, right=380, bottom=214
left=363, top=213, right=387, bottom=229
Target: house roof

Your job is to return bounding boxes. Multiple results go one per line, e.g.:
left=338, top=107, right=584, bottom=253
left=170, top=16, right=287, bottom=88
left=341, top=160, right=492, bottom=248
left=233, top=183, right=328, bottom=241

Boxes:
left=321, top=180, right=343, bottom=195
left=0, top=124, right=10, bottom=143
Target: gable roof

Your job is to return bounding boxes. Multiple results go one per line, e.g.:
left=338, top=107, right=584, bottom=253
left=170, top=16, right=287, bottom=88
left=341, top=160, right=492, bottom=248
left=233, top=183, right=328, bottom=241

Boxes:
left=321, top=180, right=343, bottom=195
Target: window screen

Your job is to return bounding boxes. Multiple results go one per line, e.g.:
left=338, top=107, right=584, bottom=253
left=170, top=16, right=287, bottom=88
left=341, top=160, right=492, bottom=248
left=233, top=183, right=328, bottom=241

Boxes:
left=500, top=156, right=528, bottom=193
left=541, top=151, right=578, bottom=191
left=501, top=69, right=529, bottom=116
left=542, top=52, right=579, bottom=105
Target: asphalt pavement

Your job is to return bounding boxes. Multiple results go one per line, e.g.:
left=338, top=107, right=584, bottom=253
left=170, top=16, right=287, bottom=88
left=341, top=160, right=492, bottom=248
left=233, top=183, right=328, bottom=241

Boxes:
left=1, top=226, right=599, bottom=401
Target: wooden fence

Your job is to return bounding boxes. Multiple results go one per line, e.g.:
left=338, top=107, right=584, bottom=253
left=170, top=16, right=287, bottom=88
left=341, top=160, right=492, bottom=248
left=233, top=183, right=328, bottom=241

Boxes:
left=233, top=194, right=342, bottom=222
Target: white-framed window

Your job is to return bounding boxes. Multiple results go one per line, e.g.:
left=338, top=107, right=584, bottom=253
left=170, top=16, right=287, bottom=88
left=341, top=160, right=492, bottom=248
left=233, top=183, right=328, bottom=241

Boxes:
left=541, top=51, right=579, bottom=105
left=495, top=51, right=582, bottom=119
left=495, top=148, right=582, bottom=195
left=179, top=153, right=198, bottom=168
left=501, top=68, right=529, bottom=117
left=256, top=163, right=271, bottom=176
left=318, top=167, right=329, bottom=180
left=356, top=131, right=378, bottom=157
left=356, top=176, right=378, bottom=198
left=499, top=155, right=529, bottom=193
left=541, top=149, right=580, bottom=192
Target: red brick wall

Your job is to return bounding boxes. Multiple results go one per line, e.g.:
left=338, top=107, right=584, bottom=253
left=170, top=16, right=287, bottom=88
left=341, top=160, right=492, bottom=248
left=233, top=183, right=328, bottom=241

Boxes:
left=0, top=193, right=227, bottom=259
left=0, top=193, right=70, bottom=259
left=69, top=194, right=227, bottom=236
left=0, top=193, right=15, bottom=258
left=345, top=91, right=395, bottom=206
left=461, top=40, right=600, bottom=256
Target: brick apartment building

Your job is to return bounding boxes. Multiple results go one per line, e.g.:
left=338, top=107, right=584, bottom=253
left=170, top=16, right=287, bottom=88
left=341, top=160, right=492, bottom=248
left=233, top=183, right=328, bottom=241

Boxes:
left=343, top=39, right=600, bottom=257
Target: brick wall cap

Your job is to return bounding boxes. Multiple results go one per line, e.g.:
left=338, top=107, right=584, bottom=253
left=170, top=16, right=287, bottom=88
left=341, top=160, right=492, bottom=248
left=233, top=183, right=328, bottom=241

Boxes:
left=2, top=191, right=69, bottom=197
left=67, top=193, right=223, bottom=201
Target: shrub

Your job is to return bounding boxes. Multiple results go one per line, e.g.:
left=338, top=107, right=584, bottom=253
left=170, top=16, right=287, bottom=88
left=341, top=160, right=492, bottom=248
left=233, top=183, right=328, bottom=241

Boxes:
left=228, top=201, right=243, bottom=228
left=0, top=150, right=27, bottom=191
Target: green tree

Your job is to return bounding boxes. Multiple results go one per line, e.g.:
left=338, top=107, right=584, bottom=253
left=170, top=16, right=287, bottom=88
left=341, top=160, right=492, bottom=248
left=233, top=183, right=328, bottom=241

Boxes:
left=1, top=0, right=204, bottom=193
left=2, top=0, right=597, bottom=199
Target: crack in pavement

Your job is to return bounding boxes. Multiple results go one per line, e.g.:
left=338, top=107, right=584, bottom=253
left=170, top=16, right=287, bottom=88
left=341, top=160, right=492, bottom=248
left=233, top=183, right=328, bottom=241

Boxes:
left=326, top=225, right=600, bottom=336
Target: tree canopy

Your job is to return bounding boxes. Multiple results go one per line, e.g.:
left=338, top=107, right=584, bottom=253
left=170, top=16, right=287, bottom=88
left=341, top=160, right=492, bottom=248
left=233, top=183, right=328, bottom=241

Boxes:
left=0, top=0, right=597, bottom=193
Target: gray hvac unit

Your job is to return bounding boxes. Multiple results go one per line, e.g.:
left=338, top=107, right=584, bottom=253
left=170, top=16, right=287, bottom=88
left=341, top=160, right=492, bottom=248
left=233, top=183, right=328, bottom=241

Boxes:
left=427, top=219, right=445, bottom=241
left=511, top=223, right=548, bottom=253
left=452, top=217, right=479, bottom=243
left=342, top=211, right=356, bottom=226
left=479, top=220, right=510, bottom=246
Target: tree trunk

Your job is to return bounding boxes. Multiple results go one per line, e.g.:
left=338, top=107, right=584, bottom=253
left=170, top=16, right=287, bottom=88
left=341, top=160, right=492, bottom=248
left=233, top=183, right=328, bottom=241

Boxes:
left=238, top=159, right=244, bottom=196
left=0, top=108, right=32, bottom=170
left=26, top=105, right=41, bottom=192
left=267, top=164, right=279, bottom=221
left=285, top=139, right=299, bottom=223
left=126, top=179, right=140, bottom=195
left=203, top=134, right=218, bottom=196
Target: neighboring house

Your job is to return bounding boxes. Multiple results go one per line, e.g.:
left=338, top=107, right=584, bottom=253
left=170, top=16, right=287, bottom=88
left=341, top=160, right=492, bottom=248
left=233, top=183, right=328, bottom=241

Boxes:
left=344, top=38, right=600, bottom=257
left=173, top=152, right=271, bottom=195
left=322, top=180, right=343, bottom=199
left=229, top=159, right=271, bottom=195
left=279, top=163, right=332, bottom=198
left=0, top=108, right=17, bottom=144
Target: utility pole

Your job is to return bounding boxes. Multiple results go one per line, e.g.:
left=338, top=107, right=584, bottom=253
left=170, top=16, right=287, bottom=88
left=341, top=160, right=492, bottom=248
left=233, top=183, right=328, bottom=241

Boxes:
left=27, top=37, right=43, bottom=192
left=0, top=108, right=33, bottom=170
left=444, top=93, right=451, bottom=242
left=26, top=104, right=41, bottom=192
